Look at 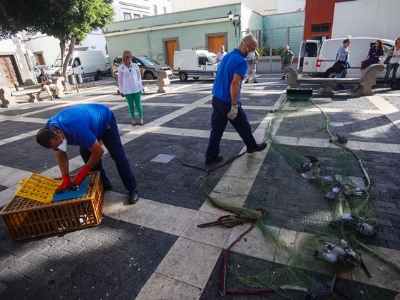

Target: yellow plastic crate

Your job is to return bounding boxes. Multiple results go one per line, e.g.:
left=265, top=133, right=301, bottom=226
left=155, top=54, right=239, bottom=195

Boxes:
left=15, top=173, right=60, bottom=203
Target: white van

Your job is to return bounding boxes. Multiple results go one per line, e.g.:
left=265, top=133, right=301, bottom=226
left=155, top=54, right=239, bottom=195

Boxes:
left=173, top=49, right=218, bottom=81
left=53, top=50, right=108, bottom=79
left=297, top=37, right=397, bottom=79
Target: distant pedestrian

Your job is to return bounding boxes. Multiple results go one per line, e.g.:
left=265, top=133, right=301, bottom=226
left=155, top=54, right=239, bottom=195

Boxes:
left=334, top=39, right=351, bottom=90
left=205, top=34, right=267, bottom=165
left=38, top=68, right=61, bottom=100
left=384, top=37, right=400, bottom=86
left=280, top=45, right=294, bottom=80
left=36, top=104, right=140, bottom=205
left=367, top=40, right=384, bottom=65
left=244, top=49, right=259, bottom=83
left=216, top=45, right=227, bottom=63
left=118, top=50, right=144, bottom=126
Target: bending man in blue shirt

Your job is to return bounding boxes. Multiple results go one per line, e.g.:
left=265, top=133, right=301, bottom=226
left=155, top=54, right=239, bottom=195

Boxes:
left=36, top=104, right=139, bottom=205
left=205, top=34, right=267, bottom=165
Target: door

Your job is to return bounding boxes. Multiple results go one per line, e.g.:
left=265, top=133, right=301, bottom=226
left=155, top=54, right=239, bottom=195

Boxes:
left=208, top=35, right=226, bottom=54
left=298, top=41, right=320, bottom=73
left=164, top=40, right=178, bottom=69
left=35, top=52, right=45, bottom=65
left=0, top=55, right=21, bottom=87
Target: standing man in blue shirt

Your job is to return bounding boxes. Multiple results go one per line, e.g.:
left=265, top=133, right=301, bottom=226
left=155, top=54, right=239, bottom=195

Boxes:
left=205, top=34, right=267, bottom=165
left=335, top=39, right=350, bottom=90
left=36, top=104, right=139, bottom=205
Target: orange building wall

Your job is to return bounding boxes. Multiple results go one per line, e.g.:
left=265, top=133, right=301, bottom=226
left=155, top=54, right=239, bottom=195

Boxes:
left=304, top=0, right=350, bottom=40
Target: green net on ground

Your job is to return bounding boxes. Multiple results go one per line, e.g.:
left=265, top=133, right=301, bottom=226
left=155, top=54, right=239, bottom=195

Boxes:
left=199, top=97, right=400, bottom=299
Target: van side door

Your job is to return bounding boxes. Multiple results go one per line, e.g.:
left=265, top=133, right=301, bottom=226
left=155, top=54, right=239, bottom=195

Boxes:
left=298, top=41, right=320, bottom=74
left=72, top=57, right=83, bottom=75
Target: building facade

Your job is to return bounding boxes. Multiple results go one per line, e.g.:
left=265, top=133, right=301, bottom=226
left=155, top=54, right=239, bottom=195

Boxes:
left=169, top=0, right=305, bottom=15
left=303, top=0, right=351, bottom=41
left=332, top=0, right=400, bottom=40
left=105, top=3, right=304, bottom=69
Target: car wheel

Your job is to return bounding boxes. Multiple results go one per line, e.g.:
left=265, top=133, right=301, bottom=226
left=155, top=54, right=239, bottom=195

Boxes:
left=94, top=70, right=103, bottom=81
left=179, top=72, right=188, bottom=82
left=324, top=68, right=336, bottom=78
left=144, top=72, right=155, bottom=80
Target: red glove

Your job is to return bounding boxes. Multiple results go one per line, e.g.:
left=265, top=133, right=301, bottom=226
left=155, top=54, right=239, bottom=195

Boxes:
left=56, top=174, right=72, bottom=193
left=72, top=166, right=91, bottom=187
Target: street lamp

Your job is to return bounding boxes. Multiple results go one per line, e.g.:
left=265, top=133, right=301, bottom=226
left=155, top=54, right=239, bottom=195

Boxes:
left=227, top=10, right=240, bottom=45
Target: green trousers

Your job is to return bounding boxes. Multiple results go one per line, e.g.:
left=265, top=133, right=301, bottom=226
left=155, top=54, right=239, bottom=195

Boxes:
left=125, top=92, right=143, bottom=119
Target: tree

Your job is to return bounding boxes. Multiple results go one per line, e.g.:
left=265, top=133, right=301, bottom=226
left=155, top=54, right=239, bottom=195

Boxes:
left=0, top=0, right=114, bottom=79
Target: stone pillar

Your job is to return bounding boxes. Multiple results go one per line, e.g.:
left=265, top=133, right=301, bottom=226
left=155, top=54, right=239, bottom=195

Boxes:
left=0, top=85, right=17, bottom=108
left=156, top=71, right=172, bottom=93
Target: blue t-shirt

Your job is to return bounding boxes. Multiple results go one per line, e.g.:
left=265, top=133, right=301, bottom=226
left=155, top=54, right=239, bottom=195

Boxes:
left=212, top=48, right=248, bottom=103
left=46, top=104, right=113, bottom=149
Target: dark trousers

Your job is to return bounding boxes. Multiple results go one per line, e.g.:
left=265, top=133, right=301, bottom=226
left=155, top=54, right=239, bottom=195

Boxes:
left=384, top=62, right=399, bottom=84
left=79, top=113, right=137, bottom=191
left=206, top=96, right=258, bottom=159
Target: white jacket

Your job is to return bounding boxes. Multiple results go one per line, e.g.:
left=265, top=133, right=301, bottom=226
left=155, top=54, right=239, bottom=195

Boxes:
left=118, top=63, right=143, bottom=94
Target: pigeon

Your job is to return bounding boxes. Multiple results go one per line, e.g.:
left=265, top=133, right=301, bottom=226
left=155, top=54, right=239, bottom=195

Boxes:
left=314, top=240, right=347, bottom=264
left=304, top=281, right=333, bottom=300
left=336, top=133, right=348, bottom=144
left=354, top=221, right=377, bottom=237
left=330, top=214, right=377, bottom=237
left=301, top=156, right=321, bottom=178
left=343, top=186, right=363, bottom=197
left=324, top=184, right=345, bottom=200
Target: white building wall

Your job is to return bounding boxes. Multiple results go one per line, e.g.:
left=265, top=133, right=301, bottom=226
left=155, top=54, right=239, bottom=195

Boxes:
left=21, top=32, right=60, bottom=66
left=113, top=0, right=171, bottom=20
left=169, top=0, right=305, bottom=15
left=332, top=0, right=400, bottom=40
left=0, top=39, right=17, bottom=53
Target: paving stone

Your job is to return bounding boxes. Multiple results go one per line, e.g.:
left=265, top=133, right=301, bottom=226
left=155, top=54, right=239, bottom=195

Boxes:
left=1, top=77, right=400, bottom=299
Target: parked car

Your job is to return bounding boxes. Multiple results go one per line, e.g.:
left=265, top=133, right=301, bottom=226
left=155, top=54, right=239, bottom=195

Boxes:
left=33, top=65, right=56, bottom=80
left=113, top=56, right=172, bottom=80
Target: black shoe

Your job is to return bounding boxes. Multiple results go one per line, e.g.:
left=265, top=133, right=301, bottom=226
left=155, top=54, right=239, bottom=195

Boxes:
left=247, top=142, right=267, bottom=154
left=55, top=95, right=61, bottom=99
left=280, top=77, right=285, bottom=80
left=128, top=189, right=139, bottom=205
left=205, top=156, right=223, bottom=165
left=253, top=80, right=258, bottom=83
left=244, top=80, right=249, bottom=83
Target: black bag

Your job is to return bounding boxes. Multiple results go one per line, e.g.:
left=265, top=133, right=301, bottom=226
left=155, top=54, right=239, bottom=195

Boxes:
left=383, top=56, right=391, bottom=65
left=331, top=60, right=345, bottom=73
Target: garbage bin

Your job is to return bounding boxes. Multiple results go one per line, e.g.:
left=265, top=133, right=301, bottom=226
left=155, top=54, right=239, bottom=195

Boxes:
left=68, top=74, right=76, bottom=85
left=76, top=74, right=83, bottom=84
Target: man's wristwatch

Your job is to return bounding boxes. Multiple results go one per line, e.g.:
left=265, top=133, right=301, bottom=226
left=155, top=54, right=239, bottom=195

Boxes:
left=232, top=103, right=238, bottom=108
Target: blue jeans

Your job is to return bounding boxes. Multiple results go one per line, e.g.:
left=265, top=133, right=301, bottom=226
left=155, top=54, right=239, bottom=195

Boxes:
left=206, top=96, right=258, bottom=159
left=384, top=63, right=399, bottom=84
left=80, top=113, right=137, bottom=191
left=334, top=68, right=347, bottom=88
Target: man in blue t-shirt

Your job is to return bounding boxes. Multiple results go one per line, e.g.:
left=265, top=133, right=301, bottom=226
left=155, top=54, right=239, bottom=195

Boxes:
left=36, top=104, right=139, bottom=205
left=205, top=34, right=267, bottom=164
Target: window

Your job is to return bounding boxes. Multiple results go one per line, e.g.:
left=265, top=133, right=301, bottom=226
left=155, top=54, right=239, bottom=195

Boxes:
left=311, top=24, right=330, bottom=33
left=123, top=12, right=132, bottom=20
left=153, top=5, right=157, bottom=15
left=73, top=58, right=81, bottom=67
left=134, top=14, right=141, bottom=19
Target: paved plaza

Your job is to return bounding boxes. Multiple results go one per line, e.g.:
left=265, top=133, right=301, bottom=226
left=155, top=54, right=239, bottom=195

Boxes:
left=0, top=75, right=400, bottom=299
